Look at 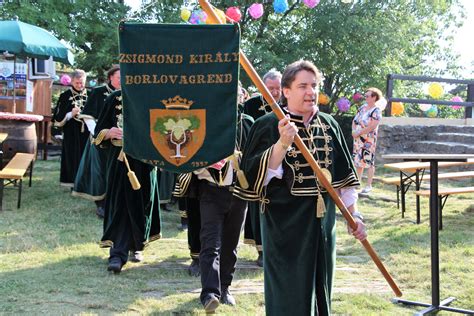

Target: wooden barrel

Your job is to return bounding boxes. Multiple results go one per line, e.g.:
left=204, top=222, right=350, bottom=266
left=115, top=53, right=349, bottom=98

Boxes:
left=0, top=119, right=37, bottom=161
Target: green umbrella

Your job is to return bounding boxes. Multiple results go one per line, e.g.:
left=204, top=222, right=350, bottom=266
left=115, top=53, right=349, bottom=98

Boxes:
left=0, top=19, right=74, bottom=64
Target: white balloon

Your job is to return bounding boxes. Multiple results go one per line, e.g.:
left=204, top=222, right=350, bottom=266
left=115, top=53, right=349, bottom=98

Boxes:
left=419, top=103, right=431, bottom=111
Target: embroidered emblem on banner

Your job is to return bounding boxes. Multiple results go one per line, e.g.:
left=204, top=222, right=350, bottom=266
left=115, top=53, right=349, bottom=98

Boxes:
left=150, top=95, right=206, bottom=166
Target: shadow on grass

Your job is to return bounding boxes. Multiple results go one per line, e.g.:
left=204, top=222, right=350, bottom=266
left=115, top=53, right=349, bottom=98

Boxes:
left=0, top=255, right=215, bottom=314
left=335, top=195, right=473, bottom=309
left=0, top=255, right=141, bottom=314
left=0, top=194, right=185, bottom=255
left=148, top=300, right=203, bottom=316
left=129, top=255, right=263, bottom=280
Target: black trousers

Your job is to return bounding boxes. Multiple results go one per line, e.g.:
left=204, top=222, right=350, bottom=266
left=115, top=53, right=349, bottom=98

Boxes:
left=178, top=196, right=188, bottom=226
left=199, top=182, right=247, bottom=303
left=187, top=196, right=201, bottom=259
left=95, top=199, right=105, bottom=208
left=109, top=219, right=131, bottom=265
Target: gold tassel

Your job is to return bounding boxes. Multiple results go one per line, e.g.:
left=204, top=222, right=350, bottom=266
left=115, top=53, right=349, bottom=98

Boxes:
left=316, top=193, right=326, bottom=218
left=219, top=169, right=224, bottom=186
left=236, top=170, right=249, bottom=189
left=228, top=152, right=249, bottom=189
left=117, top=150, right=124, bottom=161
left=121, top=150, right=141, bottom=190
left=73, top=114, right=85, bottom=133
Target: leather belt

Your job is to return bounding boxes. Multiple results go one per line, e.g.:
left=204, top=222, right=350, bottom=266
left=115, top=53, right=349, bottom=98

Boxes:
left=205, top=181, right=234, bottom=192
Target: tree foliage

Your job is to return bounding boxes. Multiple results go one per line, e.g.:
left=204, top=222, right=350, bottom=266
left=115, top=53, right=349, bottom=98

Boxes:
left=0, top=0, right=129, bottom=81
left=132, top=0, right=465, bottom=114
left=1, top=0, right=466, bottom=113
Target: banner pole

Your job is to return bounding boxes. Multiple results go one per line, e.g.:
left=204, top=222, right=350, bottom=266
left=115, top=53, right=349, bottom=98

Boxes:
left=199, top=0, right=402, bottom=297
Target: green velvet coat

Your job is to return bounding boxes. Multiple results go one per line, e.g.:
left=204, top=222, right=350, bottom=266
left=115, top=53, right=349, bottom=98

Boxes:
left=157, top=169, right=175, bottom=204
left=236, top=109, right=359, bottom=316
left=72, top=84, right=116, bottom=200
left=243, top=94, right=273, bottom=120
left=94, top=91, right=161, bottom=250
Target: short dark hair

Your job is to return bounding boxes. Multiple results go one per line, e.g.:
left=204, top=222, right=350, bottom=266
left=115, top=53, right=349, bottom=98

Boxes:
left=280, top=60, right=323, bottom=105
left=107, top=66, right=120, bottom=81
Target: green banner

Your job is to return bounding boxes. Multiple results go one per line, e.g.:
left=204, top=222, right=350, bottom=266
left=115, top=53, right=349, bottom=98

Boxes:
left=119, top=23, right=240, bottom=173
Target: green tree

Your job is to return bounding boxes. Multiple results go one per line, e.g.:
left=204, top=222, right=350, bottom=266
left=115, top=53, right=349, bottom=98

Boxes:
left=1, top=0, right=466, bottom=113
left=132, top=0, right=465, bottom=114
left=0, top=0, right=129, bottom=81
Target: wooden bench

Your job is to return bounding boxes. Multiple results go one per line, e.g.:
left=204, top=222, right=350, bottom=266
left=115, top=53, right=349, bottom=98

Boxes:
left=0, top=153, right=35, bottom=211
left=382, top=171, right=474, bottom=206
left=414, top=186, right=474, bottom=230
left=382, top=171, right=474, bottom=186
left=381, top=170, right=474, bottom=223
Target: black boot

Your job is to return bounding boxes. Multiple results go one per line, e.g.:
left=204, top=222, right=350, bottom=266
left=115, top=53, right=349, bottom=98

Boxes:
left=96, top=206, right=105, bottom=218
left=107, top=257, right=123, bottom=274
left=188, top=258, right=200, bottom=277
left=95, top=200, right=105, bottom=219
left=256, top=251, right=263, bottom=267
left=220, top=287, right=236, bottom=306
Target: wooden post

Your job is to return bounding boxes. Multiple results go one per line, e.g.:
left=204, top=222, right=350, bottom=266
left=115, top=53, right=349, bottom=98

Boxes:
left=466, top=83, right=473, bottom=119
left=385, top=74, right=393, bottom=117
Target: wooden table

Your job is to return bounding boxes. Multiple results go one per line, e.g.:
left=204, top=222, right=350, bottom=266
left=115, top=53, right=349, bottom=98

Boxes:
left=384, top=159, right=474, bottom=223
left=383, top=154, right=474, bottom=315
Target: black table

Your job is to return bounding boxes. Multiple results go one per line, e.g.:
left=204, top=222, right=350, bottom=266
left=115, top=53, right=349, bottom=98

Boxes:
left=383, top=154, right=474, bottom=315
left=0, top=132, right=7, bottom=169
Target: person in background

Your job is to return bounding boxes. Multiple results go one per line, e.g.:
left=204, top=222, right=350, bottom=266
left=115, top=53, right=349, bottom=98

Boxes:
left=242, top=69, right=282, bottom=266
left=53, top=69, right=89, bottom=187
left=173, top=174, right=201, bottom=277
left=195, top=88, right=254, bottom=313
left=157, top=169, right=176, bottom=211
left=243, top=68, right=282, bottom=119
left=352, top=87, right=383, bottom=194
left=177, top=202, right=189, bottom=232
left=238, top=82, right=261, bottom=265
left=72, top=66, right=120, bottom=218
left=237, top=60, right=366, bottom=315
left=94, top=90, right=161, bottom=273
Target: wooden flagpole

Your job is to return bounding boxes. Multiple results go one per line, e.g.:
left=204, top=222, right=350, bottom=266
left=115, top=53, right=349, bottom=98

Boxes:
left=199, top=0, right=402, bottom=297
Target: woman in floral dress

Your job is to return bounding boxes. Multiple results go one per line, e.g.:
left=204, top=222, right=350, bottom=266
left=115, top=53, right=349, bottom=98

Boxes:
left=352, top=87, right=383, bottom=193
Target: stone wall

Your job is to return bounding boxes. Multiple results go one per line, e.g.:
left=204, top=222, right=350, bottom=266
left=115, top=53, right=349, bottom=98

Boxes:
left=376, top=121, right=474, bottom=165
left=331, top=116, right=473, bottom=166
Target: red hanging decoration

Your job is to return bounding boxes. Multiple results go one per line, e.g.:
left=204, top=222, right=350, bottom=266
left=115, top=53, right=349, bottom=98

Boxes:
left=226, top=6, right=242, bottom=22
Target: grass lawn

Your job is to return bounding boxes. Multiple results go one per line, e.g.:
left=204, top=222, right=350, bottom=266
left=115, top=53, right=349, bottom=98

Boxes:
left=0, top=160, right=473, bottom=315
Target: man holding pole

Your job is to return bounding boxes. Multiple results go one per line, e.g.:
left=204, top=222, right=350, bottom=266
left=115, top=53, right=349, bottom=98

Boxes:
left=236, top=60, right=367, bottom=315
